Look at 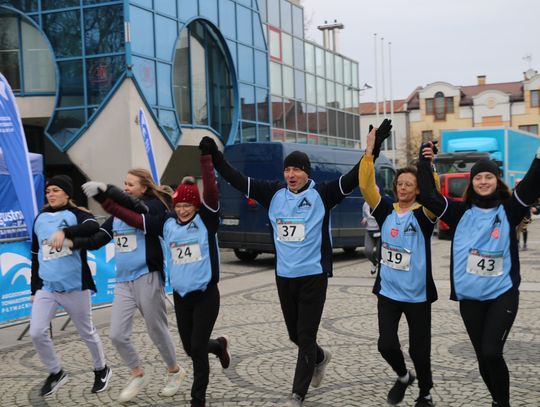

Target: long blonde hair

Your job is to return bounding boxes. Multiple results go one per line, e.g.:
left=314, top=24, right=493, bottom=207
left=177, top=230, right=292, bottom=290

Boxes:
left=128, top=168, right=172, bottom=211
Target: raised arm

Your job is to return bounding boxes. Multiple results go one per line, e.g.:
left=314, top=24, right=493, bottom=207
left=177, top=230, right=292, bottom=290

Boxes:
left=417, top=143, right=447, bottom=218
left=198, top=146, right=219, bottom=211
left=82, top=182, right=149, bottom=214
left=515, top=147, right=540, bottom=205
left=359, top=125, right=382, bottom=208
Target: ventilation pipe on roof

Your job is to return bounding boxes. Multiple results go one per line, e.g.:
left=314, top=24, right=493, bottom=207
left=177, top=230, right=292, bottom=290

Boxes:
left=477, top=75, right=486, bottom=85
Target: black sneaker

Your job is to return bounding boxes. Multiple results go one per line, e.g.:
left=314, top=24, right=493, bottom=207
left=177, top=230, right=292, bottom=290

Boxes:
left=387, top=370, right=415, bottom=405
left=415, top=395, right=435, bottom=406
left=216, top=336, right=231, bottom=369
left=91, top=365, right=112, bottom=393
left=40, top=369, right=68, bottom=396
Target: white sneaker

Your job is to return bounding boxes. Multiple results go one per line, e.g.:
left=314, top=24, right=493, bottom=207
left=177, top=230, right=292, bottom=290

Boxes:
left=311, top=348, right=332, bottom=388
left=160, top=366, right=187, bottom=397
left=284, top=393, right=303, bottom=406
left=118, top=375, right=146, bottom=403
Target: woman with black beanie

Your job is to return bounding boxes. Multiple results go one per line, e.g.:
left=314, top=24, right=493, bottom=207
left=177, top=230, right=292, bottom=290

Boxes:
left=416, top=145, right=540, bottom=407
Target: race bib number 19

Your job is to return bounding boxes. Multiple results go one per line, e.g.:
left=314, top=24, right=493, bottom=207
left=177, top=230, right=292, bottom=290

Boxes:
left=171, top=241, right=202, bottom=265
left=466, top=249, right=503, bottom=277
left=380, top=243, right=411, bottom=271
left=276, top=218, right=305, bottom=242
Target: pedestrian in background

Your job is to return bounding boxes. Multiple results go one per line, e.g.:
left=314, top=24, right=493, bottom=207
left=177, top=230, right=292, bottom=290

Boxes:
left=417, top=145, right=540, bottom=407
left=362, top=197, right=381, bottom=275
left=30, top=175, right=111, bottom=397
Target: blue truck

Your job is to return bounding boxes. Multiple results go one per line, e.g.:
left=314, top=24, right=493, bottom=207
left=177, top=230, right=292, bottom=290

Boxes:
left=217, top=142, right=395, bottom=261
left=440, top=127, right=540, bottom=187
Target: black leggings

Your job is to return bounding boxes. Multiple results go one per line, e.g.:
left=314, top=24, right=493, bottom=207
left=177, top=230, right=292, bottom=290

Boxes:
left=276, top=274, right=327, bottom=398
left=173, top=284, right=223, bottom=406
left=459, top=288, right=519, bottom=407
left=377, top=295, right=433, bottom=397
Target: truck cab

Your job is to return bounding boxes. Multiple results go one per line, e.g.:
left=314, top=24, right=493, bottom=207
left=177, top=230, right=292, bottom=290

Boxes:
left=217, top=142, right=395, bottom=261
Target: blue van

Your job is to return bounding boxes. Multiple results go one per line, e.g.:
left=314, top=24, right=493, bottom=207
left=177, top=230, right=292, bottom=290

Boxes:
left=218, top=142, right=395, bottom=261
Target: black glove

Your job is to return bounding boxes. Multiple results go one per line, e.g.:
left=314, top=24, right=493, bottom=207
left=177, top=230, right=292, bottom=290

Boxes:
left=199, top=136, right=218, bottom=156
left=419, top=140, right=438, bottom=161
left=372, top=119, right=392, bottom=159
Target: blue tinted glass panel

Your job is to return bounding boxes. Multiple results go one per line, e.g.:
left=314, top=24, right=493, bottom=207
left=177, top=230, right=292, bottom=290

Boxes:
left=84, top=0, right=122, bottom=4
left=159, top=109, right=180, bottom=144
left=131, top=0, right=152, bottom=7
left=256, top=0, right=267, bottom=22
left=42, top=11, right=81, bottom=57
left=130, top=6, right=154, bottom=56
left=256, top=87, right=269, bottom=123
left=132, top=56, right=156, bottom=105
left=155, top=15, right=177, bottom=60
left=86, top=55, right=124, bottom=105
left=237, top=0, right=250, bottom=6
left=242, top=120, right=256, bottom=142
left=178, top=0, right=198, bottom=22
left=57, top=59, right=83, bottom=107
left=157, top=63, right=173, bottom=107
left=1, top=0, right=38, bottom=12
left=238, top=45, right=253, bottom=82
left=49, top=109, right=85, bottom=149
left=267, top=0, right=279, bottom=27
left=294, top=69, right=305, bottom=101
left=253, top=12, right=265, bottom=49
left=42, top=0, right=78, bottom=9
left=240, top=84, right=255, bottom=121
left=218, top=0, right=235, bottom=40
left=84, top=5, right=124, bottom=55
left=199, top=0, right=218, bottom=23
left=254, top=50, right=268, bottom=87
left=258, top=124, right=270, bottom=142
left=226, top=39, right=237, bottom=69
left=155, top=0, right=176, bottom=16
left=236, top=5, right=252, bottom=46
left=292, top=5, right=302, bottom=37
left=293, top=37, right=304, bottom=69
left=279, top=0, right=291, bottom=33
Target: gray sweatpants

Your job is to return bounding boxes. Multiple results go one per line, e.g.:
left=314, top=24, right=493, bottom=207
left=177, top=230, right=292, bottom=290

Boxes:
left=109, top=272, right=177, bottom=369
left=30, top=289, right=106, bottom=374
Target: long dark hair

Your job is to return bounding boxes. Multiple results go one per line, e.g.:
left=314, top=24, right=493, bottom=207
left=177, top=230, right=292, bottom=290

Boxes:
left=462, top=177, right=511, bottom=203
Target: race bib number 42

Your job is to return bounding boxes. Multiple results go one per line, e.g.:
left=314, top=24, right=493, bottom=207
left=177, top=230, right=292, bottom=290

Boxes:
left=380, top=243, right=411, bottom=271
left=171, top=241, right=202, bottom=265
left=276, top=218, right=305, bottom=242
left=466, top=249, right=503, bottom=277
left=114, top=230, right=137, bottom=253
left=42, top=241, right=72, bottom=261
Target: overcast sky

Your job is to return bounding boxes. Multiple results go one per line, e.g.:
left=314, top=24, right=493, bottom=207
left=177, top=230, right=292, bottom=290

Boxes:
left=300, top=0, right=540, bottom=103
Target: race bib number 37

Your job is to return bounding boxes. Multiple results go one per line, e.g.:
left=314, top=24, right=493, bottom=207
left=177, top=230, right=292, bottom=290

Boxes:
left=171, top=241, right=202, bottom=265
left=380, top=243, right=411, bottom=271
left=466, top=249, right=503, bottom=277
left=276, top=218, right=305, bottom=242
left=42, top=242, right=72, bottom=261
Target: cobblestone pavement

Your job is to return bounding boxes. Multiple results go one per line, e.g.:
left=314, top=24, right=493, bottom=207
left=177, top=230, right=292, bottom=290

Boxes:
left=1, top=223, right=540, bottom=406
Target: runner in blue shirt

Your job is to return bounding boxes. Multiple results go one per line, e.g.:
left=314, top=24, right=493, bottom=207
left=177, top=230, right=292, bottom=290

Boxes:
left=417, top=144, right=540, bottom=407
left=198, top=135, right=368, bottom=406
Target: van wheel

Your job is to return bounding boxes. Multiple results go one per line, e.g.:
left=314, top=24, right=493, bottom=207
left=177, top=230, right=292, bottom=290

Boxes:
left=343, top=247, right=357, bottom=254
left=234, top=249, right=259, bottom=261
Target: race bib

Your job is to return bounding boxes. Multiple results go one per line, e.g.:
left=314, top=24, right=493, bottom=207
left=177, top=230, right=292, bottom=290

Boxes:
left=466, top=249, right=503, bottom=277
left=114, top=230, right=137, bottom=253
left=380, top=243, right=411, bottom=271
left=42, top=241, right=72, bottom=261
left=276, top=218, right=305, bottom=242
left=171, top=241, right=202, bottom=265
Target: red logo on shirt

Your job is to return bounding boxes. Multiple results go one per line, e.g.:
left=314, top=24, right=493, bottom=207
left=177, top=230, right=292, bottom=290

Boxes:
left=390, top=228, right=399, bottom=238
left=491, top=228, right=500, bottom=238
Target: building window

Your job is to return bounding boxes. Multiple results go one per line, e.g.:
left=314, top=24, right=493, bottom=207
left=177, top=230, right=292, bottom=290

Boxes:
left=268, top=26, right=281, bottom=61
left=426, top=93, right=453, bottom=119
left=531, top=90, right=539, bottom=107
left=421, top=130, right=433, bottom=142
left=519, top=124, right=539, bottom=135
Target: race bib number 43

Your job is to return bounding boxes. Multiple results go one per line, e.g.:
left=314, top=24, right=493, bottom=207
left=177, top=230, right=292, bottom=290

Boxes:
left=276, top=218, right=305, bottom=242
left=466, top=249, right=503, bottom=277
left=42, top=241, right=72, bottom=261
left=114, top=230, right=137, bottom=253
left=171, top=241, right=202, bottom=265
left=380, top=243, right=411, bottom=271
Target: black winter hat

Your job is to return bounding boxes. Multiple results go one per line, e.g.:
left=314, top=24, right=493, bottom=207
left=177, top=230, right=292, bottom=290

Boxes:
left=470, top=159, right=500, bottom=179
left=46, top=175, right=73, bottom=198
left=283, top=151, right=311, bottom=175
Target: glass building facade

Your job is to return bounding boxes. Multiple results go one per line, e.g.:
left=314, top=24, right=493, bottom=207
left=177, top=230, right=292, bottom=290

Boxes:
left=0, top=0, right=360, bottom=156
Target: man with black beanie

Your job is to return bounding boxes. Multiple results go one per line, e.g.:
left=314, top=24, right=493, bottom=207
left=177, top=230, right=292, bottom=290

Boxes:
left=198, top=129, right=390, bottom=406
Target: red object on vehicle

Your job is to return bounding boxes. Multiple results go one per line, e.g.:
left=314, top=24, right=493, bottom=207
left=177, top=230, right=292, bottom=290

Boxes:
left=438, top=173, right=470, bottom=235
